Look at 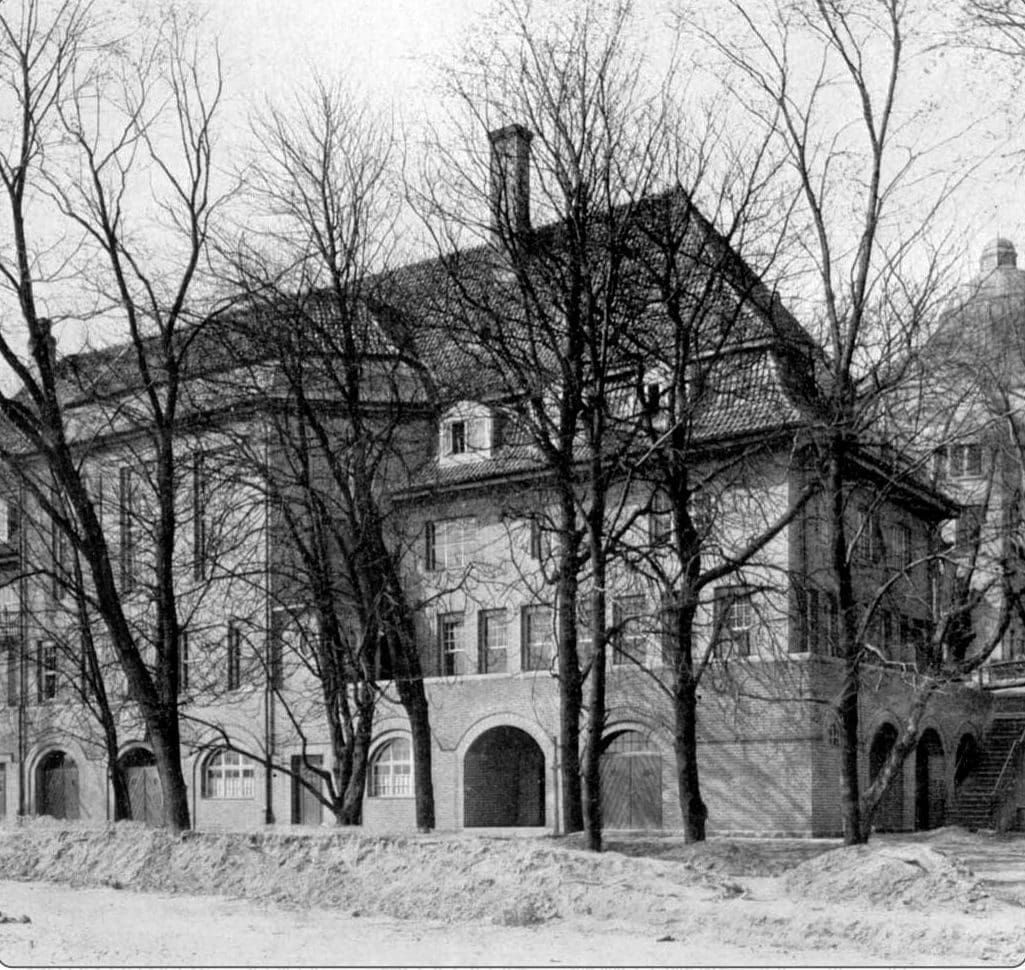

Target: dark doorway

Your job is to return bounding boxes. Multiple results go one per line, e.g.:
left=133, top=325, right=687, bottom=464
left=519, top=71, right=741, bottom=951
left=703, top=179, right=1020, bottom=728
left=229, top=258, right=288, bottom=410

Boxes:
left=869, top=724, right=903, bottom=831
left=915, top=729, right=946, bottom=830
left=291, top=754, right=324, bottom=825
left=464, top=726, right=545, bottom=827
left=37, top=750, right=79, bottom=820
left=600, top=730, right=663, bottom=829
left=120, top=747, right=162, bottom=826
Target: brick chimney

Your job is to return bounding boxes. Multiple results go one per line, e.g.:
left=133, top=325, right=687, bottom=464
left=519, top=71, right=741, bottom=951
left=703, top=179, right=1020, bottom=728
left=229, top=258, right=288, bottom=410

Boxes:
left=488, top=124, right=532, bottom=241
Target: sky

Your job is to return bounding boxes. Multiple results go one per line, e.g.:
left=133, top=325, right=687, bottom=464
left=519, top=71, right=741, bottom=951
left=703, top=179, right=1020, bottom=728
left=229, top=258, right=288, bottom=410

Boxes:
left=11, top=0, right=1025, bottom=359
left=201, top=0, right=1023, bottom=273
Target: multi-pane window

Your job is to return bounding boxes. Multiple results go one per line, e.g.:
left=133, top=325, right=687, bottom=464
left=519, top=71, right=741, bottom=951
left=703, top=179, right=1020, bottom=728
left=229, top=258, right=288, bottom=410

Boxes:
left=798, top=586, right=840, bottom=656
left=713, top=587, right=754, bottom=658
left=942, top=443, right=984, bottom=480
left=891, top=524, right=912, bottom=569
left=0, top=582, right=16, bottom=635
left=425, top=518, right=474, bottom=571
left=521, top=604, right=553, bottom=671
left=193, top=452, right=208, bottom=580
left=855, top=509, right=882, bottom=562
left=178, top=630, right=190, bottom=696
left=439, top=612, right=468, bottom=676
left=370, top=738, right=412, bottom=797
left=36, top=641, right=57, bottom=702
left=478, top=609, right=508, bottom=674
left=202, top=750, right=255, bottom=799
left=119, top=467, right=138, bottom=592
left=226, top=623, right=242, bottom=691
left=51, top=517, right=71, bottom=600
left=449, top=420, right=467, bottom=455
left=613, top=595, right=647, bottom=666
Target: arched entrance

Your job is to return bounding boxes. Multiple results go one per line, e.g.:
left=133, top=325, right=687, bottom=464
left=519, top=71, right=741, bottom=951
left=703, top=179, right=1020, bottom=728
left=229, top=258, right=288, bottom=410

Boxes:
left=600, top=729, right=663, bottom=829
left=36, top=750, right=79, bottom=820
left=463, top=726, right=544, bottom=827
left=119, top=747, right=163, bottom=826
left=915, top=729, right=946, bottom=830
left=869, top=723, right=903, bottom=832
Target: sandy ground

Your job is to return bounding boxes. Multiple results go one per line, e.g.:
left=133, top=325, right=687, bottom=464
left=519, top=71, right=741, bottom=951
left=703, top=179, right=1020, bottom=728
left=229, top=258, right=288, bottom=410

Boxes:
left=0, top=823, right=1018, bottom=967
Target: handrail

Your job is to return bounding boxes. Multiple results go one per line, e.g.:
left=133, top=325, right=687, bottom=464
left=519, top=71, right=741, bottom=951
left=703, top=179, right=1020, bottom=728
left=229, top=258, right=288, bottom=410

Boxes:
left=990, top=721, right=1025, bottom=813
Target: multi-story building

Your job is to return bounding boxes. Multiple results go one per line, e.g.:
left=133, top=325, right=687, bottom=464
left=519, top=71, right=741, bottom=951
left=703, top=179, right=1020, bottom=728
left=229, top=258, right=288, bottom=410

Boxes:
left=0, top=128, right=1014, bottom=836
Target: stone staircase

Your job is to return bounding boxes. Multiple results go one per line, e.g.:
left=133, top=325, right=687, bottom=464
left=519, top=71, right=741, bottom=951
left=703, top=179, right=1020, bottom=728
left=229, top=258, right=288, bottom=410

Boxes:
left=951, top=695, right=1025, bottom=830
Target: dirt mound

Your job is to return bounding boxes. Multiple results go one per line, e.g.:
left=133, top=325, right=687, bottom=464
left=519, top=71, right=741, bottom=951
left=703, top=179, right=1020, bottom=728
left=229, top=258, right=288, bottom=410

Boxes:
left=0, top=823, right=728, bottom=926
left=782, top=842, right=992, bottom=912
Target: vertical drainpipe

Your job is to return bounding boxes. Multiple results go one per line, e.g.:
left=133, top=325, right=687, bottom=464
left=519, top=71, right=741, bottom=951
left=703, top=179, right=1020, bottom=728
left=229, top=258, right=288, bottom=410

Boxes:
left=263, top=425, right=275, bottom=825
left=16, top=479, right=27, bottom=818
left=551, top=733, right=560, bottom=836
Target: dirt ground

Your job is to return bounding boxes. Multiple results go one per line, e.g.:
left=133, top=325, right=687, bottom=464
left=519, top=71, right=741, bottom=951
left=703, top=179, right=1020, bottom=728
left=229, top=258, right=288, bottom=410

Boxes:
left=0, top=821, right=1019, bottom=966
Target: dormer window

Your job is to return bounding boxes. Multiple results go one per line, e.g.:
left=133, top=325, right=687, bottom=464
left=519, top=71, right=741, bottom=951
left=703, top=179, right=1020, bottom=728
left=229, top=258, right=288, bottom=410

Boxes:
left=449, top=420, right=467, bottom=455
left=439, top=402, right=498, bottom=466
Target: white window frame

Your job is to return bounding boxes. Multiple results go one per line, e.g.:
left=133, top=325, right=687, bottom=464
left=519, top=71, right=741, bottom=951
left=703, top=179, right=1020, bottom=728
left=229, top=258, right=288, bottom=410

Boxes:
left=521, top=604, right=553, bottom=672
left=370, top=738, right=412, bottom=798
left=428, top=517, right=474, bottom=571
left=479, top=609, right=508, bottom=674
left=440, top=612, right=467, bottom=675
left=202, top=749, right=255, bottom=799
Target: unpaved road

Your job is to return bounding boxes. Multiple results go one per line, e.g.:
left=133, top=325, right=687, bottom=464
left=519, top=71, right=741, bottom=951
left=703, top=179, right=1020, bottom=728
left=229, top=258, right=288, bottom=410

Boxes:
left=0, top=878, right=993, bottom=967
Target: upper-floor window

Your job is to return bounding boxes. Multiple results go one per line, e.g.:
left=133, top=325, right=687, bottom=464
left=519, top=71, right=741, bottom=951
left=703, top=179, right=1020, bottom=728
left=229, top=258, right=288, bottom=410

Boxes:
left=119, top=466, right=139, bottom=593
left=178, top=630, right=190, bottom=696
left=438, top=402, right=499, bottom=466
left=0, top=499, right=16, bottom=546
left=449, top=420, right=467, bottom=456
left=713, top=587, right=755, bottom=658
left=425, top=518, right=474, bottom=571
left=939, top=443, right=984, bottom=480
left=226, top=622, right=242, bottom=691
left=521, top=604, right=553, bottom=672
left=439, top=612, right=468, bottom=676
left=855, top=508, right=883, bottom=563
left=891, top=524, right=912, bottom=569
left=36, top=640, right=57, bottom=702
left=478, top=609, right=508, bottom=674
left=613, top=595, right=647, bottom=666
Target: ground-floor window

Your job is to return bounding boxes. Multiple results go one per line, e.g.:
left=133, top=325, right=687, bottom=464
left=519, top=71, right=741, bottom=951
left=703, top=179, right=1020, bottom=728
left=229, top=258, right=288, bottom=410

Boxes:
left=370, top=738, right=412, bottom=797
left=202, top=749, right=255, bottom=799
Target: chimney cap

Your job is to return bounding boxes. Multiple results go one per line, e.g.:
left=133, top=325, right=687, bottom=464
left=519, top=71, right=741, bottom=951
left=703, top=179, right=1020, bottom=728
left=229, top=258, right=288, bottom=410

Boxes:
left=488, top=123, right=534, bottom=145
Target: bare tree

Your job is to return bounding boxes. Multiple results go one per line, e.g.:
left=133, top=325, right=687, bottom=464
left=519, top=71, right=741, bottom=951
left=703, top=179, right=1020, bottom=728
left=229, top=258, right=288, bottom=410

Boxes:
left=219, top=79, right=438, bottom=829
left=704, top=0, right=985, bottom=842
left=0, top=1, right=233, bottom=830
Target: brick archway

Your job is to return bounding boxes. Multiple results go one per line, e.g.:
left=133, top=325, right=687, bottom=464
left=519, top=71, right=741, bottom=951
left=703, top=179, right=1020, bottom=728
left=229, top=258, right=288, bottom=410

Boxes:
left=463, top=726, right=545, bottom=827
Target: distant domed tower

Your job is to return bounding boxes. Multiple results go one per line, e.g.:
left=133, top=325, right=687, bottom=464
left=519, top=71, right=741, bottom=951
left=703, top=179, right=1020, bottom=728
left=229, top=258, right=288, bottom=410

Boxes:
left=929, top=237, right=1025, bottom=376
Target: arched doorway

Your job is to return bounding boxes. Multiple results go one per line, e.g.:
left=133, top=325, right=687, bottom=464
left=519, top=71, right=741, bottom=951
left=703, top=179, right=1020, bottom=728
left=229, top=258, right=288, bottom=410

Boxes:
left=600, top=729, right=663, bottom=829
left=119, top=747, right=163, bottom=826
left=915, top=729, right=946, bottom=830
left=869, top=723, right=903, bottom=832
left=463, top=726, right=544, bottom=827
left=36, top=750, right=79, bottom=820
